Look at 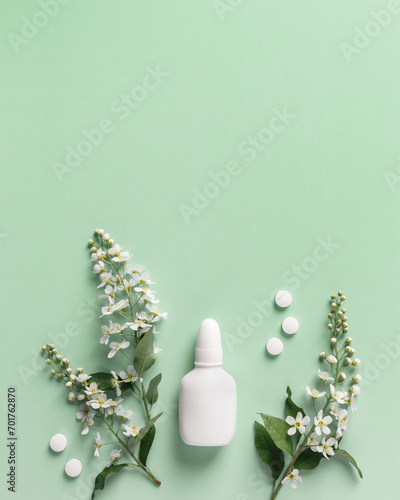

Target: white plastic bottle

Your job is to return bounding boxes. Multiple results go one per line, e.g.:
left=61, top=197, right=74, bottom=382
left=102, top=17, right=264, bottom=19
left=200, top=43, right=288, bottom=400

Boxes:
left=179, top=318, right=237, bottom=446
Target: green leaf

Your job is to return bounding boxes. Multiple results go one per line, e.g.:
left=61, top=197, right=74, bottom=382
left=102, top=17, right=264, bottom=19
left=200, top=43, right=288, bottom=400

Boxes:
left=146, top=374, right=162, bottom=405
left=336, top=449, right=363, bottom=478
left=254, top=421, right=285, bottom=480
left=133, top=412, right=162, bottom=448
left=285, top=386, right=305, bottom=445
left=259, top=413, right=293, bottom=456
left=134, top=330, right=155, bottom=376
left=88, top=372, right=114, bottom=391
left=296, top=448, right=324, bottom=470
left=285, top=386, right=305, bottom=418
left=139, top=425, right=156, bottom=466
left=91, top=463, right=130, bottom=499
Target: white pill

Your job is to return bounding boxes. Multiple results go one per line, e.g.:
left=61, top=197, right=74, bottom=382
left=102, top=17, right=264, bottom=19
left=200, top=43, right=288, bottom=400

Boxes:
left=49, top=433, right=67, bottom=452
left=65, top=459, right=82, bottom=478
left=266, top=338, right=284, bottom=356
left=282, top=317, right=299, bottom=335
left=275, top=290, right=292, bottom=308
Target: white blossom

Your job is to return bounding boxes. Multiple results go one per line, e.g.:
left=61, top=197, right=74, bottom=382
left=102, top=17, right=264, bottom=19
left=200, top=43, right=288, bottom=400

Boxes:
left=330, top=384, right=346, bottom=404
left=81, top=416, right=95, bottom=435
left=314, top=410, right=332, bottom=436
left=108, top=340, right=130, bottom=358
left=94, top=432, right=101, bottom=457
left=122, top=423, right=140, bottom=437
left=317, top=437, right=337, bottom=459
left=318, top=370, right=334, bottom=382
left=286, top=412, right=310, bottom=435
left=306, top=386, right=326, bottom=399
left=119, top=365, right=139, bottom=384
left=281, top=469, right=302, bottom=489
left=307, top=433, right=319, bottom=452
left=106, top=449, right=121, bottom=467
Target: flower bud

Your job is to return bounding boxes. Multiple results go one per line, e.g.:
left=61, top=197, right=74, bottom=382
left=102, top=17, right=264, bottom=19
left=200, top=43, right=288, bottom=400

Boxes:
left=77, top=368, right=83, bottom=374
left=66, top=381, right=72, bottom=388
left=42, top=346, right=47, bottom=352
left=104, top=233, right=110, bottom=241
left=345, top=357, right=352, bottom=365
left=352, top=358, right=361, bottom=367
left=51, top=370, right=57, bottom=375
left=98, top=229, right=104, bottom=236
left=109, top=239, right=114, bottom=245
left=328, top=323, right=333, bottom=330
left=338, top=291, right=343, bottom=296
left=52, top=348, right=57, bottom=354
left=352, top=375, right=362, bottom=382
left=70, top=374, right=77, bottom=381
left=91, top=247, right=97, bottom=253
left=88, top=239, right=95, bottom=245
left=50, top=344, right=55, bottom=349
left=341, top=296, right=346, bottom=301
left=56, top=355, right=62, bottom=362
left=331, top=294, right=336, bottom=300
left=320, top=352, right=327, bottom=359
left=345, top=337, right=352, bottom=343
left=350, top=385, right=361, bottom=395
left=331, top=302, right=337, bottom=309
left=330, top=337, right=337, bottom=345
left=327, top=355, right=337, bottom=365
left=57, top=374, right=63, bottom=380
left=328, top=313, right=333, bottom=319
left=339, top=372, right=346, bottom=380
left=45, top=359, right=52, bottom=365
left=66, top=368, right=72, bottom=375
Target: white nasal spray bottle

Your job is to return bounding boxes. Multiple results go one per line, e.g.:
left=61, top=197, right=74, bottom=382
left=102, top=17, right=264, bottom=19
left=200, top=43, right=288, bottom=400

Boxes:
left=179, top=318, right=237, bottom=446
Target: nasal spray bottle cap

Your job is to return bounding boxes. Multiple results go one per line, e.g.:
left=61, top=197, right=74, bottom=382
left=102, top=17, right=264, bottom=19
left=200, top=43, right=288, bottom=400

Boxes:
left=195, top=318, right=223, bottom=367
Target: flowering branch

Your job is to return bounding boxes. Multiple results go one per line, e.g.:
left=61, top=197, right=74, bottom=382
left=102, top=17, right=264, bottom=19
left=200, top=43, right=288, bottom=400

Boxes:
left=254, top=292, right=363, bottom=499
left=41, top=229, right=167, bottom=498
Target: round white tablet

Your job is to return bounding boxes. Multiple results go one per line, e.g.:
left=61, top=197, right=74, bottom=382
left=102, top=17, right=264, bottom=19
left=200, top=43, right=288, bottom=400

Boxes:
left=266, top=338, right=284, bottom=356
left=282, top=317, right=299, bottom=335
left=49, top=433, right=67, bottom=453
left=275, top=290, right=292, bottom=308
left=65, top=459, right=82, bottom=478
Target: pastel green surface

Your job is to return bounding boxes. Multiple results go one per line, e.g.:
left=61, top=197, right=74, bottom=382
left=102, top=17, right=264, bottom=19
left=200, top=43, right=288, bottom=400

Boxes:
left=1, top=1, right=400, bottom=499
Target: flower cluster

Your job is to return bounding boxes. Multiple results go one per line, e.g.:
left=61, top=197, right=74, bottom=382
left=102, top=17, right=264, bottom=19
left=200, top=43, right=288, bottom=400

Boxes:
left=42, top=230, right=167, bottom=496
left=255, top=292, right=363, bottom=499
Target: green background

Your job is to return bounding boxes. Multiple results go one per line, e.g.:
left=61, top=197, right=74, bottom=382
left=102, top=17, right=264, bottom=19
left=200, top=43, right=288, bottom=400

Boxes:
left=1, top=1, right=400, bottom=499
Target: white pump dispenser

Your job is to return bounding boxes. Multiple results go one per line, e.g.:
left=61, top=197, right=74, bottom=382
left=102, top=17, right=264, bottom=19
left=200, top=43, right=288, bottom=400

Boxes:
left=179, top=318, right=237, bottom=446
